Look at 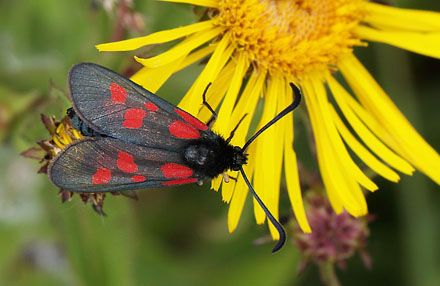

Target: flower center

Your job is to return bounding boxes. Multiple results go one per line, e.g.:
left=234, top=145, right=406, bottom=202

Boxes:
left=214, top=0, right=365, bottom=78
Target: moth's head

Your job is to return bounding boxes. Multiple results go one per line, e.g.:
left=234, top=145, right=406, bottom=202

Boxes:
left=231, top=146, right=248, bottom=171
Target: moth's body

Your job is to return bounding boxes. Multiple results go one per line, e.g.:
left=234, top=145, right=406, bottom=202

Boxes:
left=49, top=62, right=300, bottom=252
left=182, top=136, right=248, bottom=178
left=67, top=108, right=248, bottom=183
left=48, top=63, right=251, bottom=193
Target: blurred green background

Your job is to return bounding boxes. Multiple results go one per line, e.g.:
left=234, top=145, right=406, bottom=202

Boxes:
left=0, top=0, right=439, bottom=285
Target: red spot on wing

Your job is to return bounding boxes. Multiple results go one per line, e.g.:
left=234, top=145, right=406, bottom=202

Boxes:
left=175, top=108, right=208, bottom=130
left=117, top=152, right=138, bottom=173
left=145, top=103, right=159, bottom=112
left=161, top=163, right=194, bottom=178
left=123, top=108, right=146, bottom=129
left=162, top=178, right=198, bottom=186
left=92, top=168, right=111, bottom=184
left=132, top=175, right=146, bottom=182
left=110, top=83, right=127, bottom=104
left=169, top=120, right=200, bottom=139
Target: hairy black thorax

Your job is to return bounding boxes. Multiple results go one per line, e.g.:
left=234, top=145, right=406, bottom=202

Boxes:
left=183, top=133, right=248, bottom=179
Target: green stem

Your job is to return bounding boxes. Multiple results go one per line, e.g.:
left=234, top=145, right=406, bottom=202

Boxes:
left=318, top=262, right=341, bottom=286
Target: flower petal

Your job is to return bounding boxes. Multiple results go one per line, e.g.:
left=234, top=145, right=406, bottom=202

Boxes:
left=283, top=80, right=311, bottom=233
left=354, top=25, right=440, bottom=59
left=313, top=79, right=378, bottom=192
left=326, top=73, right=414, bottom=176
left=303, top=77, right=368, bottom=217
left=179, top=33, right=234, bottom=114
left=199, top=60, right=237, bottom=123
left=330, top=105, right=400, bottom=183
left=213, top=52, right=249, bottom=136
left=178, top=44, right=216, bottom=71
left=208, top=60, right=251, bottom=194
left=96, top=20, right=214, bottom=51
left=228, top=170, right=249, bottom=233
left=131, top=45, right=216, bottom=93
left=221, top=63, right=260, bottom=202
left=131, top=57, right=185, bottom=93
left=158, top=0, right=218, bottom=8
left=227, top=71, right=267, bottom=232
left=229, top=68, right=267, bottom=146
left=136, top=26, right=226, bottom=68
left=363, top=2, right=440, bottom=32
left=228, top=148, right=256, bottom=233
left=211, top=176, right=223, bottom=192
left=339, top=54, right=440, bottom=184
left=253, top=74, right=284, bottom=233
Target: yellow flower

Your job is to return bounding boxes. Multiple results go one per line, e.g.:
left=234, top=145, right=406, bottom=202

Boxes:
left=24, top=113, right=137, bottom=215
left=96, top=0, right=440, bottom=239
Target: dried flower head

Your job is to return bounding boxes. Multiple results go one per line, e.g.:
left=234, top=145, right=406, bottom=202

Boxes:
left=22, top=113, right=137, bottom=215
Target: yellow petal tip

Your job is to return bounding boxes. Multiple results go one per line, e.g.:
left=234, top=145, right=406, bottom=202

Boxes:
left=95, top=44, right=104, bottom=52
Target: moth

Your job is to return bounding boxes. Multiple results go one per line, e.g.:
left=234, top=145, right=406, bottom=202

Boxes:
left=48, top=63, right=301, bottom=252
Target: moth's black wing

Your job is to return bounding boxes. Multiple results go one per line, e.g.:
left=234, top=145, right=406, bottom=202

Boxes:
left=68, top=63, right=210, bottom=150
left=48, top=137, right=203, bottom=193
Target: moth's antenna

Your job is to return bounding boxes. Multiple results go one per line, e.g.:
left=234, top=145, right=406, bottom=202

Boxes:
left=242, top=83, right=301, bottom=152
left=201, top=83, right=217, bottom=128
left=238, top=83, right=301, bottom=253
left=239, top=167, right=286, bottom=253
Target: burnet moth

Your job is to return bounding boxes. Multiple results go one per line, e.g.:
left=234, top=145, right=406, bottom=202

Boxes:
left=48, top=63, right=302, bottom=253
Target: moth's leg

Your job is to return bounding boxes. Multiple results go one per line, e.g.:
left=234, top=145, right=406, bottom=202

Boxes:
left=221, top=173, right=238, bottom=183
left=221, top=173, right=229, bottom=183
left=226, top=114, right=247, bottom=143
left=201, top=83, right=217, bottom=128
